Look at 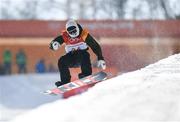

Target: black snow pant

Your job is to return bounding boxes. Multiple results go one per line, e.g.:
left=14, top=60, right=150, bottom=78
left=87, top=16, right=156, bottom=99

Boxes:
left=57, top=49, right=92, bottom=86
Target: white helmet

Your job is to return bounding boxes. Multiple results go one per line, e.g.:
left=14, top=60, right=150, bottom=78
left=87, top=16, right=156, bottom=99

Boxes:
left=66, top=19, right=80, bottom=38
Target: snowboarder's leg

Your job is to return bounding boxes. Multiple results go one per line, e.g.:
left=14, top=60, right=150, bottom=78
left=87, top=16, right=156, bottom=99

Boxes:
left=78, top=50, right=92, bottom=79
left=57, top=54, right=72, bottom=87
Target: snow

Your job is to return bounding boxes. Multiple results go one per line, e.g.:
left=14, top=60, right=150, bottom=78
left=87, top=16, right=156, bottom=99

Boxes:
left=0, top=73, right=60, bottom=121
left=0, top=53, right=178, bottom=122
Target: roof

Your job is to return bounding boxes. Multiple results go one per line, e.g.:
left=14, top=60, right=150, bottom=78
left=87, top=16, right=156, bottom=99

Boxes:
left=0, top=20, right=180, bottom=37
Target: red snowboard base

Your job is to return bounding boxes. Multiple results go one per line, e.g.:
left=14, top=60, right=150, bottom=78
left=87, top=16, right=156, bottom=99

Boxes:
left=44, top=71, right=108, bottom=98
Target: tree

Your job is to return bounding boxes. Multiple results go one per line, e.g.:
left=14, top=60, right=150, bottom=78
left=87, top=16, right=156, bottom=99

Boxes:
left=159, top=0, right=175, bottom=19
left=114, top=0, right=127, bottom=19
left=1, top=0, right=11, bottom=19
left=176, top=15, right=180, bottom=19
left=18, top=0, right=38, bottom=19
left=0, top=0, right=180, bottom=20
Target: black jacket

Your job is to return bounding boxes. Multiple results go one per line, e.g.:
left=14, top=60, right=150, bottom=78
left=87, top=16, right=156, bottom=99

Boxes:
left=50, top=24, right=104, bottom=60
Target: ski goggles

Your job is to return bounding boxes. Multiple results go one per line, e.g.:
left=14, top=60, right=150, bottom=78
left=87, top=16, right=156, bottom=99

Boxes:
left=67, top=26, right=77, bottom=35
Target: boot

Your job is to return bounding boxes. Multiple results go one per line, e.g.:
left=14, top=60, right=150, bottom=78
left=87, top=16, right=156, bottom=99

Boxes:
left=55, top=81, right=66, bottom=87
left=78, top=73, right=91, bottom=79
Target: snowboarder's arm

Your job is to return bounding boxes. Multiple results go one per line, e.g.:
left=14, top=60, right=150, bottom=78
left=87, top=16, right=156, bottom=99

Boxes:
left=85, top=34, right=104, bottom=60
left=49, top=36, right=64, bottom=50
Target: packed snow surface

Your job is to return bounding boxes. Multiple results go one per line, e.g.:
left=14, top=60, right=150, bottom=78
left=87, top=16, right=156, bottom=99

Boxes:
left=1, top=54, right=180, bottom=122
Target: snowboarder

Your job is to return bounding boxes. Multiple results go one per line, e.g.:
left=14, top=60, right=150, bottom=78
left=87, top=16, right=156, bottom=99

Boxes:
left=49, top=19, right=106, bottom=87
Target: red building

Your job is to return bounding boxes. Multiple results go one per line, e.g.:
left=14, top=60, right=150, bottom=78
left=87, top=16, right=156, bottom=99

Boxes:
left=0, top=20, right=180, bottom=74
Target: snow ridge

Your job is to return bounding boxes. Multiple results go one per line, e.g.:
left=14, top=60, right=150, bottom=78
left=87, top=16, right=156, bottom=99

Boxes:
left=9, top=53, right=180, bottom=122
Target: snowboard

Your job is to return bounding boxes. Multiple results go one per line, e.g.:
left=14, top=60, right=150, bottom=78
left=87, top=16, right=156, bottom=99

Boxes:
left=43, top=71, right=108, bottom=98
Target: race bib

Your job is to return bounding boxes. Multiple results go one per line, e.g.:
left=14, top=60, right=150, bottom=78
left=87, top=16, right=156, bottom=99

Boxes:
left=65, top=42, right=88, bottom=53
